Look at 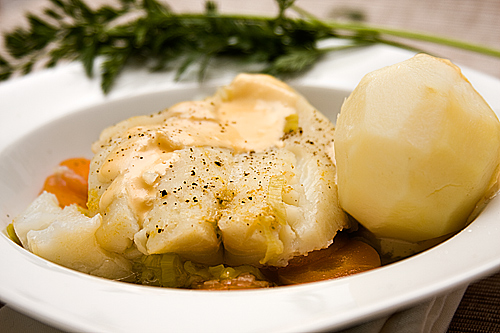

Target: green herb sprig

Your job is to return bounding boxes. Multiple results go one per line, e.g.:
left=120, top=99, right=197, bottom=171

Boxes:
left=1, top=0, right=499, bottom=93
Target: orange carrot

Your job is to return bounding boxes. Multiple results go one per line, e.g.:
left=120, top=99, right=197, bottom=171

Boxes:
left=42, top=158, right=90, bottom=208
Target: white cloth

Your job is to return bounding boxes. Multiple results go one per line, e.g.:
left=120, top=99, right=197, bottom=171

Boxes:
left=337, top=287, right=467, bottom=333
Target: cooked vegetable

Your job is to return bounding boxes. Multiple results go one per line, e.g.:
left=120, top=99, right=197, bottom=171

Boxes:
left=42, top=157, right=90, bottom=208
left=6, top=223, right=21, bottom=246
left=275, top=234, right=381, bottom=285
left=137, top=253, right=272, bottom=289
left=334, top=54, right=500, bottom=242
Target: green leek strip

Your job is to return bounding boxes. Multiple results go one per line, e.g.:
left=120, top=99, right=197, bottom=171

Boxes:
left=160, top=253, right=187, bottom=288
left=141, top=254, right=161, bottom=267
left=140, top=253, right=188, bottom=288
left=219, top=267, right=238, bottom=280
left=235, top=265, right=267, bottom=280
left=204, top=263, right=265, bottom=280
left=208, top=264, right=225, bottom=278
left=140, top=255, right=269, bottom=287
left=184, top=261, right=212, bottom=280
left=6, top=223, right=22, bottom=246
left=284, top=114, right=299, bottom=134
left=257, top=175, right=288, bottom=264
left=140, top=255, right=162, bottom=285
left=268, top=175, right=287, bottom=225
left=258, top=215, right=284, bottom=265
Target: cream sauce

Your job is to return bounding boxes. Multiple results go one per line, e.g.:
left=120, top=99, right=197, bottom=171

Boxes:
left=96, top=74, right=300, bottom=223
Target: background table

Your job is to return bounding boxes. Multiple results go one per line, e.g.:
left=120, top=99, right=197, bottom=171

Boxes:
left=1, top=1, right=499, bottom=332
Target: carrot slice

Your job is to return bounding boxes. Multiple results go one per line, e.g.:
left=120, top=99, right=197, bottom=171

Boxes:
left=42, top=158, right=90, bottom=208
left=276, top=234, right=381, bottom=285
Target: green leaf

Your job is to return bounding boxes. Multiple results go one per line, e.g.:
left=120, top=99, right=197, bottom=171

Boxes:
left=0, top=70, right=12, bottom=81
left=27, top=14, right=58, bottom=38
left=268, top=48, right=320, bottom=74
left=0, top=55, right=12, bottom=81
left=277, top=0, right=295, bottom=11
left=3, top=14, right=58, bottom=59
left=0, top=55, right=9, bottom=67
left=133, top=21, right=149, bottom=48
left=70, top=0, right=95, bottom=21
left=94, top=5, right=122, bottom=23
left=205, top=1, right=218, bottom=16
left=276, top=0, right=295, bottom=19
left=100, top=47, right=131, bottom=93
left=143, top=0, right=171, bottom=17
left=44, top=8, right=64, bottom=20
left=174, top=52, right=199, bottom=80
left=197, top=53, right=212, bottom=81
left=4, top=28, right=35, bottom=58
left=48, top=0, right=66, bottom=10
left=49, top=0, right=75, bottom=16
left=47, top=45, right=79, bottom=68
left=21, top=59, right=35, bottom=75
left=80, top=37, right=97, bottom=77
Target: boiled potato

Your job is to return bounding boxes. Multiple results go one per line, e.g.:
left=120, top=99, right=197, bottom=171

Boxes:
left=334, top=54, right=500, bottom=242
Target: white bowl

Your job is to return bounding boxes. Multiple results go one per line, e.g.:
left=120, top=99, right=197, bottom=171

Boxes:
left=1, top=45, right=500, bottom=332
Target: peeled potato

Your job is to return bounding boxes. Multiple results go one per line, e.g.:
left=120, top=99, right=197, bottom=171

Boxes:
left=334, top=54, right=500, bottom=242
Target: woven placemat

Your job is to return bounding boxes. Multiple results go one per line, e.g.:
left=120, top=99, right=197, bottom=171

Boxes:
left=447, top=271, right=500, bottom=332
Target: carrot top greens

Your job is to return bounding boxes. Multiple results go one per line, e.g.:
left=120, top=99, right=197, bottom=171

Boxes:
left=1, top=0, right=499, bottom=93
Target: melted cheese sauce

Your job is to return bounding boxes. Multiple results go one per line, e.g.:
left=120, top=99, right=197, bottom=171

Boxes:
left=95, top=74, right=299, bottom=224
